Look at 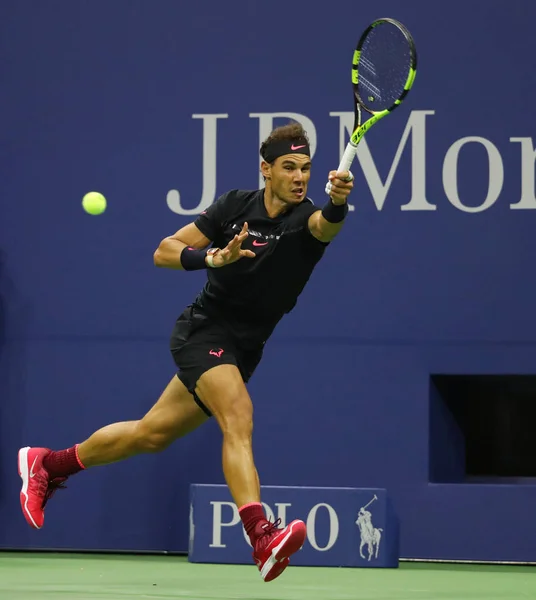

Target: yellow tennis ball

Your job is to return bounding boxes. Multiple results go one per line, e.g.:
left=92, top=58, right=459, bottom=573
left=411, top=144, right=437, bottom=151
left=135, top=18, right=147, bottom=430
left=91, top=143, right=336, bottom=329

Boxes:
left=82, top=191, right=107, bottom=215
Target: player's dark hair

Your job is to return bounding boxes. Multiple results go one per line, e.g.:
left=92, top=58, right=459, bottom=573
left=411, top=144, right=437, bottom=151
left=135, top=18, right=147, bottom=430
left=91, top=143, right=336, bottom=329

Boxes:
left=260, top=122, right=310, bottom=163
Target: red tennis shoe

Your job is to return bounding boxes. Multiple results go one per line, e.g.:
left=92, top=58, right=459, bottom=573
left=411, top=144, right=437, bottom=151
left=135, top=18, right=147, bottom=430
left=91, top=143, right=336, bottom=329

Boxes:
left=18, top=446, right=67, bottom=529
left=252, top=518, right=307, bottom=582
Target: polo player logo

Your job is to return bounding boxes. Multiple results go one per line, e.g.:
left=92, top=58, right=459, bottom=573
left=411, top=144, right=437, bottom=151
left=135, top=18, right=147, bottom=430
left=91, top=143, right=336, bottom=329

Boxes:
left=356, top=494, right=382, bottom=561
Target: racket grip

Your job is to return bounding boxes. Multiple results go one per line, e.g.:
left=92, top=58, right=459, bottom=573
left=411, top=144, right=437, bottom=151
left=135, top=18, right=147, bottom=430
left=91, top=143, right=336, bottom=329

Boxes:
left=325, top=142, right=357, bottom=195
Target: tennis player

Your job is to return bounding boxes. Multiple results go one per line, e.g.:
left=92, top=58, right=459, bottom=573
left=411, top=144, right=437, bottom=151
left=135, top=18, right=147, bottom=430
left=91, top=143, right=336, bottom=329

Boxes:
left=18, top=122, right=354, bottom=582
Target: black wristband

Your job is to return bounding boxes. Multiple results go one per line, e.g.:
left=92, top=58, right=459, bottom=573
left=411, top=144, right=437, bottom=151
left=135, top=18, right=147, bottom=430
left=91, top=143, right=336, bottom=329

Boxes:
left=321, top=199, right=349, bottom=223
left=180, top=247, right=208, bottom=270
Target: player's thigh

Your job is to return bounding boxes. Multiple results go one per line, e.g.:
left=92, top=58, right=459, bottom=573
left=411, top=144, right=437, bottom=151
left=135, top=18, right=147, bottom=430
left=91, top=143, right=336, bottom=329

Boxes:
left=195, top=364, right=253, bottom=437
left=170, top=307, right=240, bottom=405
left=137, top=375, right=209, bottom=446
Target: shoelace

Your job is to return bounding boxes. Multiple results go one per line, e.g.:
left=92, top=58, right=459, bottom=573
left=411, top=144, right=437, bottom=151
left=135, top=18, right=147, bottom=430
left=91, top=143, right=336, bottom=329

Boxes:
left=261, top=517, right=282, bottom=536
left=42, top=478, right=67, bottom=509
left=254, top=518, right=284, bottom=553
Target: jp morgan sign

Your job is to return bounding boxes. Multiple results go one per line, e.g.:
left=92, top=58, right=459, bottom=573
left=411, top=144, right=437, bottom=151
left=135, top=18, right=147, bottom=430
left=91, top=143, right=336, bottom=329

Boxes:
left=167, top=111, right=536, bottom=216
left=188, top=485, right=399, bottom=568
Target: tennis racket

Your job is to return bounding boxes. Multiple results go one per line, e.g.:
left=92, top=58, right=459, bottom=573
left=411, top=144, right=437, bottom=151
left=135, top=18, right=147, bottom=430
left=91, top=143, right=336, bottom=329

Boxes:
left=325, top=17, right=417, bottom=195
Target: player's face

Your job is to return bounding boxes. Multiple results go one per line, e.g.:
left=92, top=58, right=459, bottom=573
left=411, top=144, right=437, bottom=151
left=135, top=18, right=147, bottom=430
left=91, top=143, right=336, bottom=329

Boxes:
left=266, top=154, right=311, bottom=204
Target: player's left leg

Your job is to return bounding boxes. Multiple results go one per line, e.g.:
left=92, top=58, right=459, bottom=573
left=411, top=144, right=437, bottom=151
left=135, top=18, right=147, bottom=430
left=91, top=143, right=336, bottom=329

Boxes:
left=195, top=363, right=306, bottom=582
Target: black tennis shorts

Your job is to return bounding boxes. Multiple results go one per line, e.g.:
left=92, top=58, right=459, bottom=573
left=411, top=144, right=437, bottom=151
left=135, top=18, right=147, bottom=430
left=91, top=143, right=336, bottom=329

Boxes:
left=169, top=305, right=264, bottom=417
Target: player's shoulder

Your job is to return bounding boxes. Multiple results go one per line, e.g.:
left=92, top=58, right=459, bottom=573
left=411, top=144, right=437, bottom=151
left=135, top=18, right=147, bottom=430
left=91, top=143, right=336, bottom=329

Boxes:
left=295, top=195, right=321, bottom=217
left=214, top=188, right=261, bottom=212
left=302, top=195, right=320, bottom=209
left=219, top=188, right=261, bottom=203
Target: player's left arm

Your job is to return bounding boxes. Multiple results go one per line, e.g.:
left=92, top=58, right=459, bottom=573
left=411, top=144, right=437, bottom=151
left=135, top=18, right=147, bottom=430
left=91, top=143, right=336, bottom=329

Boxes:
left=308, top=170, right=354, bottom=243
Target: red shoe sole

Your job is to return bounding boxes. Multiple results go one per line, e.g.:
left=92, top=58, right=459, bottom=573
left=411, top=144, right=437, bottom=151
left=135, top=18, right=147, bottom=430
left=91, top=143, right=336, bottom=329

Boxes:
left=263, top=557, right=290, bottom=583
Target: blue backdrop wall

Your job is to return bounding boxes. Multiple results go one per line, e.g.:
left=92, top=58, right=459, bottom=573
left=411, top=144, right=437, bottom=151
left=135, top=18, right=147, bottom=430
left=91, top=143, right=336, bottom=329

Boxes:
left=1, top=0, right=536, bottom=562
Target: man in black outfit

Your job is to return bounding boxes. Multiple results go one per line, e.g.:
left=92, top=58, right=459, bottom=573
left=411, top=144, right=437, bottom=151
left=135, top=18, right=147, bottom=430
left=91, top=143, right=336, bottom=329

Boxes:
left=18, top=122, right=355, bottom=582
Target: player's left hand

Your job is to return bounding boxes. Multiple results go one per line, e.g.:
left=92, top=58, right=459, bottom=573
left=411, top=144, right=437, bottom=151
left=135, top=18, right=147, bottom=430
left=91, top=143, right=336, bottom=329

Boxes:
left=210, top=222, right=255, bottom=268
left=328, top=170, right=354, bottom=205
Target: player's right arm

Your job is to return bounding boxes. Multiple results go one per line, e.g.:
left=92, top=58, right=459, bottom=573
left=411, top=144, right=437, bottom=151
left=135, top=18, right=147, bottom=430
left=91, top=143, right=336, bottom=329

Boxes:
left=153, top=223, right=212, bottom=269
left=154, top=221, right=254, bottom=270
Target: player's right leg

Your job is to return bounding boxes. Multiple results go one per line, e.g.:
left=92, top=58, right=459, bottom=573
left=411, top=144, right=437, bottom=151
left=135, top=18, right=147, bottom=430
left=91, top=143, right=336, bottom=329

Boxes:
left=18, top=375, right=208, bottom=529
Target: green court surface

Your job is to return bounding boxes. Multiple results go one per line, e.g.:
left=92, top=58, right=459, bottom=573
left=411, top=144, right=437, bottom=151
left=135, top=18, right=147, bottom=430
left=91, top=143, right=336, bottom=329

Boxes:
left=0, top=553, right=535, bottom=600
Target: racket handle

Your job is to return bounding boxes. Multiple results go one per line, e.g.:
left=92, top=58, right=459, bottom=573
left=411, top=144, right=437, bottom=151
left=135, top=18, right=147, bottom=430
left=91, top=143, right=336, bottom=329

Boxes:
left=325, top=142, right=358, bottom=195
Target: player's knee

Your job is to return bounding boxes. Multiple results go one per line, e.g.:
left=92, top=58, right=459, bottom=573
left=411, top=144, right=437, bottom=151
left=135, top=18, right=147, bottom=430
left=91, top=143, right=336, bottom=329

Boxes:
left=217, top=397, right=253, bottom=440
left=134, top=423, right=173, bottom=453
left=144, top=434, right=172, bottom=453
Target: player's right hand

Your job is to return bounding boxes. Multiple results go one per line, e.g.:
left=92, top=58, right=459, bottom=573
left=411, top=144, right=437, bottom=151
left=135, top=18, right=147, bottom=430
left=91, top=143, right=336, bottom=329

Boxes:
left=211, top=222, right=255, bottom=268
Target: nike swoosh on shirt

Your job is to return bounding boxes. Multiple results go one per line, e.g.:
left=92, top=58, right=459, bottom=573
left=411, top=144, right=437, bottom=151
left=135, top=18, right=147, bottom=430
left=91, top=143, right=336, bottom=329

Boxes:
left=252, top=240, right=268, bottom=247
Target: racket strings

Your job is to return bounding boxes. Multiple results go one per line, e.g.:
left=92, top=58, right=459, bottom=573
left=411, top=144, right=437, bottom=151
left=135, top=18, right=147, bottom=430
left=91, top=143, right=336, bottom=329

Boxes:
left=359, top=56, right=383, bottom=100
left=358, top=23, right=412, bottom=111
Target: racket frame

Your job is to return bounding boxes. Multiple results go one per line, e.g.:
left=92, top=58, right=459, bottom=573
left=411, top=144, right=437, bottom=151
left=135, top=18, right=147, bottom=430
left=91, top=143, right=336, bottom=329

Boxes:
left=325, top=17, right=417, bottom=195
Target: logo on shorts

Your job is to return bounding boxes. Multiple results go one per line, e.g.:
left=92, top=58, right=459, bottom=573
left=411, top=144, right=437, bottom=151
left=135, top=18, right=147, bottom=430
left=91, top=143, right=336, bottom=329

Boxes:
left=209, top=348, right=224, bottom=358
